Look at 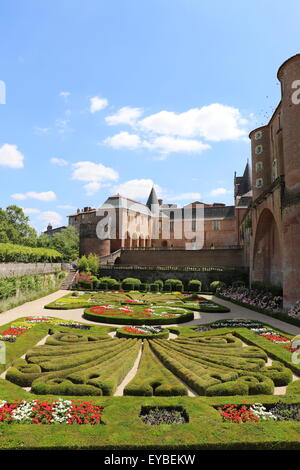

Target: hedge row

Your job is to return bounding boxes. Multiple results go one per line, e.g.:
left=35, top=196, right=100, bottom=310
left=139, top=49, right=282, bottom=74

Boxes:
left=31, top=340, right=140, bottom=396
left=150, top=333, right=293, bottom=396
left=83, top=308, right=194, bottom=326
left=0, top=243, right=63, bottom=263
left=116, top=328, right=169, bottom=340
left=124, top=341, right=187, bottom=396
left=6, top=331, right=136, bottom=394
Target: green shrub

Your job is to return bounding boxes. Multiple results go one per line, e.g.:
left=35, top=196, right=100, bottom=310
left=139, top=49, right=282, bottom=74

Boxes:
left=139, top=283, right=149, bottom=292
left=122, top=278, right=141, bottom=291
left=98, top=277, right=119, bottom=289
left=210, top=281, right=226, bottom=292
left=188, top=280, right=202, bottom=293
left=116, top=328, right=169, bottom=340
left=150, top=283, right=159, bottom=293
left=124, top=341, right=187, bottom=396
left=78, top=256, right=90, bottom=273
left=0, top=243, right=62, bottom=263
left=87, top=253, right=100, bottom=276
left=153, top=280, right=164, bottom=291
left=165, top=279, right=183, bottom=292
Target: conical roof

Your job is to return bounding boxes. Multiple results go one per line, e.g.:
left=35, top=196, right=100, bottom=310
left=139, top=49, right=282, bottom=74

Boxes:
left=146, top=186, right=160, bottom=215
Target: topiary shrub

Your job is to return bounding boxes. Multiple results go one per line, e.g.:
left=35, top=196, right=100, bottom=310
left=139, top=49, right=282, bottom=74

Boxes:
left=210, top=281, right=226, bottom=292
left=150, top=283, right=159, bottom=293
left=122, top=278, right=141, bottom=291
left=188, top=280, right=202, bottom=293
left=139, top=283, right=149, bottom=292
left=165, top=279, right=183, bottom=292
left=98, top=277, right=119, bottom=290
left=153, top=280, right=164, bottom=291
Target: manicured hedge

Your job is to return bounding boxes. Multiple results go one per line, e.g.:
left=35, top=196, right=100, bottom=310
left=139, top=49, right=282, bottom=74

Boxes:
left=0, top=243, right=63, bottom=263
left=116, top=328, right=169, bottom=340
left=83, top=308, right=194, bottom=325
left=124, top=341, right=187, bottom=396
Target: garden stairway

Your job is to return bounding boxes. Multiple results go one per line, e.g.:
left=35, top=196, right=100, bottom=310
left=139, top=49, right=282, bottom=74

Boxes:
left=60, top=268, right=77, bottom=290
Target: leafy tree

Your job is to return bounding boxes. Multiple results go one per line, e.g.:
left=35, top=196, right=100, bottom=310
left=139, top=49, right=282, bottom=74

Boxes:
left=87, top=253, right=100, bottom=276
left=78, top=255, right=90, bottom=272
left=38, top=226, right=79, bottom=262
left=0, top=206, right=38, bottom=246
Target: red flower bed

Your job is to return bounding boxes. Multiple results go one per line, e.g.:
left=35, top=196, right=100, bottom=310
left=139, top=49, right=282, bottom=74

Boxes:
left=218, top=404, right=259, bottom=423
left=0, top=399, right=103, bottom=425
left=261, top=333, right=291, bottom=343
left=123, top=326, right=145, bottom=334
left=1, top=327, right=29, bottom=336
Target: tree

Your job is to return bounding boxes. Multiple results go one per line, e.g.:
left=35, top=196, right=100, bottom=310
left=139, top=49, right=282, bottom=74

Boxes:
left=87, top=253, right=100, bottom=276
left=0, top=206, right=38, bottom=246
left=38, top=226, right=79, bottom=262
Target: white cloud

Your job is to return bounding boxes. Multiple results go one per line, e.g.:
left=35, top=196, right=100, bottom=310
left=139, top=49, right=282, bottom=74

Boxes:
left=209, top=187, right=233, bottom=196
left=103, top=132, right=209, bottom=155
left=72, top=161, right=118, bottom=184
left=146, top=136, right=210, bottom=154
left=90, top=96, right=108, bottom=113
left=139, top=103, right=247, bottom=141
left=114, top=179, right=161, bottom=200
left=83, top=182, right=101, bottom=196
left=0, top=144, right=25, bottom=168
left=50, top=157, right=68, bottom=166
left=11, top=191, right=56, bottom=201
left=167, top=192, right=202, bottom=202
left=103, top=131, right=142, bottom=150
left=23, top=208, right=41, bottom=215
left=38, top=211, right=63, bottom=228
left=105, top=106, right=143, bottom=126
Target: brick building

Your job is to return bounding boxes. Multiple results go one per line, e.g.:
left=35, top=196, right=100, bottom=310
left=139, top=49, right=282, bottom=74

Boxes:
left=73, top=164, right=251, bottom=266
left=248, top=53, right=300, bottom=309
left=72, top=54, right=300, bottom=310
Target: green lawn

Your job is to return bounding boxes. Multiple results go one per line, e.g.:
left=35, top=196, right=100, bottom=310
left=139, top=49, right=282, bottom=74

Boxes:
left=0, top=313, right=300, bottom=449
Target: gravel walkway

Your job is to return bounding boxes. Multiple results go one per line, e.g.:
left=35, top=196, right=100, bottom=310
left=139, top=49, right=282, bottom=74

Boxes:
left=0, top=290, right=299, bottom=336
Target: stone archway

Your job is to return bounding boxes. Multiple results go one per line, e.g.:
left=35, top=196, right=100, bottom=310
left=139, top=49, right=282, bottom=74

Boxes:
left=252, top=209, right=282, bottom=287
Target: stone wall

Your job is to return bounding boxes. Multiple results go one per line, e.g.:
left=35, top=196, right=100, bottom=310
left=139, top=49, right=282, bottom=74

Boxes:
left=0, top=263, right=67, bottom=278
left=117, top=248, right=245, bottom=268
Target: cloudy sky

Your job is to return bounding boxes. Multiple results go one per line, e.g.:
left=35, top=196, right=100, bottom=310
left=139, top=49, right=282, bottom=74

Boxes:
left=0, top=0, right=299, bottom=232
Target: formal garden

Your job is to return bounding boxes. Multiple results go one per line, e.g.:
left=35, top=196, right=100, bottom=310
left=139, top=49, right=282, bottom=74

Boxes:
left=0, top=299, right=300, bottom=449
left=0, top=245, right=299, bottom=449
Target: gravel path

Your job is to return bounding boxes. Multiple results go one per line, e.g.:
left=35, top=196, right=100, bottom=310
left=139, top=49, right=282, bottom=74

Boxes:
left=0, top=290, right=299, bottom=337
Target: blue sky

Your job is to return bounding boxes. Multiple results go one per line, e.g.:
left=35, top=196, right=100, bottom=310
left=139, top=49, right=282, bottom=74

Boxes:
left=0, top=0, right=299, bottom=232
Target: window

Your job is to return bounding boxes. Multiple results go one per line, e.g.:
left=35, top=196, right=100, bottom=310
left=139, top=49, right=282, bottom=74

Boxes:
left=272, top=159, right=278, bottom=181
left=192, top=220, right=196, bottom=232
left=170, top=221, right=174, bottom=232
left=255, top=161, right=263, bottom=172
left=254, top=130, right=263, bottom=140
left=212, top=220, right=221, bottom=231
left=255, top=145, right=263, bottom=155
left=256, top=178, right=263, bottom=188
